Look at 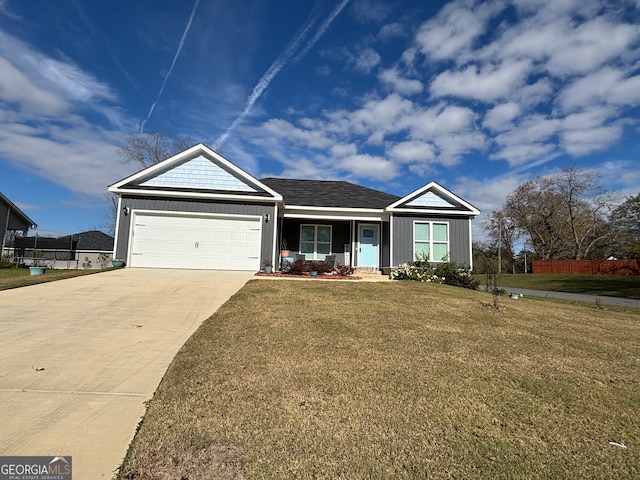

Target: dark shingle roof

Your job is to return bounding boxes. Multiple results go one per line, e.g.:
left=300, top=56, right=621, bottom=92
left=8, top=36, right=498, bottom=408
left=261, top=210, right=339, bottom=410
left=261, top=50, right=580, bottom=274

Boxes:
left=261, top=178, right=400, bottom=209
left=58, top=230, right=114, bottom=251
left=16, top=231, right=114, bottom=251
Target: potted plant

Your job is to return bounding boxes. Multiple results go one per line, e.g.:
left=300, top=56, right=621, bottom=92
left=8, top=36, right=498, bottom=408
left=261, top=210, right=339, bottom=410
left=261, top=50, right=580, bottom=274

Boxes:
left=29, top=258, right=47, bottom=275
left=263, top=259, right=273, bottom=274
left=280, top=239, right=290, bottom=258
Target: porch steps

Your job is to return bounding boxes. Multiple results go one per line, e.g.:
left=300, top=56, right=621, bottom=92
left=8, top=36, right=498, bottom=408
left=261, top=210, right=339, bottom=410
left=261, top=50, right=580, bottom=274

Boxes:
left=354, top=267, right=383, bottom=276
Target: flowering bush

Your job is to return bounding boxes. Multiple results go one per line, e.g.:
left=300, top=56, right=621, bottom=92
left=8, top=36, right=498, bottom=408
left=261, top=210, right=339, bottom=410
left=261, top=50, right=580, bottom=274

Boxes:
left=390, top=258, right=479, bottom=290
left=389, top=263, right=445, bottom=283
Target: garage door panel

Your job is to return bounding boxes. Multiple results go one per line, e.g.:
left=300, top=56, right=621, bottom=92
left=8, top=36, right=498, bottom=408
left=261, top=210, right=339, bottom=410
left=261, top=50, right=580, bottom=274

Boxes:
left=130, top=213, right=262, bottom=271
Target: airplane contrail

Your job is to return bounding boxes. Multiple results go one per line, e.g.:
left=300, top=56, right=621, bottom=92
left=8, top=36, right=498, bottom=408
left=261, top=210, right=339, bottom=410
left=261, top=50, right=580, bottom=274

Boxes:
left=140, top=0, right=200, bottom=133
left=294, top=0, right=350, bottom=62
left=214, top=0, right=351, bottom=150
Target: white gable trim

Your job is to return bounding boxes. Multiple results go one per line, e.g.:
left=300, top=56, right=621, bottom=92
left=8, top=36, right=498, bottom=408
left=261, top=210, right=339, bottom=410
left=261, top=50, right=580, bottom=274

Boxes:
left=386, top=181, right=480, bottom=216
left=108, top=143, right=283, bottom=201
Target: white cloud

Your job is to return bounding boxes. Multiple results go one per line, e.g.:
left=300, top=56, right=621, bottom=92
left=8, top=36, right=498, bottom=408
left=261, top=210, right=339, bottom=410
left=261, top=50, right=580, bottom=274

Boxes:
left=378, top=22, right=407, bottom=41
left=355, top=47, right=381, bottom=72
left=0, top=121, right=131, bottom=196
left=559, top=67, right=640, bottom=112
left=495, top=115, right=562, bottom=146
left=430, top=60, right=532, bottom=103
left=351, top=0, right=392, bottom=23
left=483, top=102, right=521, bottom=131
left=349, top=93, right=414, bottom=140
left=414, top=0, right=503, bottom=62
left=401, top=104, right=477, bottom=138
left=330, top=143, right=358, bottom=157
left=0, top=30, right=121, bottom=124
left=561, top=126, right=622, bottom=156
left=491, top=142, right=556, bottom=166
left=262, top=118, right=333, bottom=149
left=378, top=67, right=423, bottom=96
left=0, top=57, right=69, bottom=115
left=252, top=0, right=640, bottom=186
left=388, top=140, right=436, bottom=163
left=338, top=154, right=398, bottom=180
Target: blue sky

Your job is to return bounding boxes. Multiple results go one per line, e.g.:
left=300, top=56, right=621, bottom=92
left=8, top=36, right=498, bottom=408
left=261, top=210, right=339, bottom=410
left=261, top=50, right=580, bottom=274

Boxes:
left=1, top=0, right=639, bottom=241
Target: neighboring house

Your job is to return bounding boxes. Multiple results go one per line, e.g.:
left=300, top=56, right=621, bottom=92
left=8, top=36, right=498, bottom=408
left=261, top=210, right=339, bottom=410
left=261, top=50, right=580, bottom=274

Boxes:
left=0, top=192, right=37, bottom=257
left=13, top=230, right=114, bottom=269
left=109, top=144, right=480, bottom=272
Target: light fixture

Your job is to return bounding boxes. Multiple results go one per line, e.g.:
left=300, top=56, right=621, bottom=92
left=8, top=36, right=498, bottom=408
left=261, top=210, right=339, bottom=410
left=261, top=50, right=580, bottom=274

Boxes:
left=123, top=206, right=130, bottom=215
left=264, top=213, right=270, bottom=222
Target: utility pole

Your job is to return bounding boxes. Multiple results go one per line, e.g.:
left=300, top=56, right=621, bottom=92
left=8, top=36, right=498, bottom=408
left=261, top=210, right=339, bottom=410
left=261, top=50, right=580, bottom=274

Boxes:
left=497, top=217, right=502, bottom=274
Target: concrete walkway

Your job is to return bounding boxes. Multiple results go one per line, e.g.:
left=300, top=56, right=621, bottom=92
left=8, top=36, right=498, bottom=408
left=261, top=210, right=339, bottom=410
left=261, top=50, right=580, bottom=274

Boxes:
left=490, top=286, right=640, bottom=308
left=0, top=268, right=254, bottom=480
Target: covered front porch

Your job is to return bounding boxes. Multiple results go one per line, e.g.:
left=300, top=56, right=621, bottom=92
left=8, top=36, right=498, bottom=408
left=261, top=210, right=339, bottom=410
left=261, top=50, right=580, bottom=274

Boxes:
left=277, top=218, right=390, bottom=271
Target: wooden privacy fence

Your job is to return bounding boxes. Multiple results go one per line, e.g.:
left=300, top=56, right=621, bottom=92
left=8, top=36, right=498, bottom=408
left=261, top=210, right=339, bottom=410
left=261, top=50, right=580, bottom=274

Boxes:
left=533, top=260, right=640, bottom=275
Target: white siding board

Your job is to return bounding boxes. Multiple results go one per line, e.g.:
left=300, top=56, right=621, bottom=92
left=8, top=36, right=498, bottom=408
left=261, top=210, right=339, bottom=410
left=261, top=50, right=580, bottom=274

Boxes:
left=140, top=155, right=257, bottom=192
left=406, top=191, right=455, bottom=208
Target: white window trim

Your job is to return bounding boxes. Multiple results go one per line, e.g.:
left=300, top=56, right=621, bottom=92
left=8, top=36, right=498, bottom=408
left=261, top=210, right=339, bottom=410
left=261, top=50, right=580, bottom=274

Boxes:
left=299, top=224, right=332, bottom=260
left=413, top=221, right=450, bottom=263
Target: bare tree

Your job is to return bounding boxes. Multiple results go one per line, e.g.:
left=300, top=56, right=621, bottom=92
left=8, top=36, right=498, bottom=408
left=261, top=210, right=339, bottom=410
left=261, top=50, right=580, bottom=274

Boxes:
left=610, top=192, right=640, bottom=259
left=504, top=178, right=567, bottom=260
left=500, top=167, right=614, bottom=260
left=484, top=210, right=518, bottom=273
left=121, top=129, right=192, bottom=169
left=548, top=167, right=616, bottom=260
left=103, top=130, right=193, bottom=235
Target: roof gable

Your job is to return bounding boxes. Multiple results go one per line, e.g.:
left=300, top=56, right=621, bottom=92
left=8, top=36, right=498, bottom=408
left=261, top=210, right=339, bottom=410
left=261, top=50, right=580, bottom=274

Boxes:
left=388, top=182, right=480, bottom=216
left=138, top=155, right=257, bottom=192
left=0, top=192, right=37, bottom=229
left=109, top=144, right=282, bottom=201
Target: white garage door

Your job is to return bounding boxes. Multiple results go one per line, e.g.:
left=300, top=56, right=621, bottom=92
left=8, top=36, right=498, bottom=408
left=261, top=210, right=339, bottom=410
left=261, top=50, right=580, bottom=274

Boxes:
left=130, top=212, right=262, bottom=270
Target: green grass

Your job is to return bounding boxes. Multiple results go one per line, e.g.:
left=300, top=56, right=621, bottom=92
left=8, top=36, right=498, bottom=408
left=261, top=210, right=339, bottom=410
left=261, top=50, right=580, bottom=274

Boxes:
left=117, top=280, right=640, bottom=479
left=0, top=266, right=112, bottom=290
left=474, top=273, right=640, bottom=299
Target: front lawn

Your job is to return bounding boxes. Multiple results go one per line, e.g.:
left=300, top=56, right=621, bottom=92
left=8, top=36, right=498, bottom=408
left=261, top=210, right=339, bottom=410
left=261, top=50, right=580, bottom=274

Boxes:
left=118, top=280, right=640, bottom=479
left=0, top=267, right=110, bottom=290
left=474, top=273, right=640, bottom=299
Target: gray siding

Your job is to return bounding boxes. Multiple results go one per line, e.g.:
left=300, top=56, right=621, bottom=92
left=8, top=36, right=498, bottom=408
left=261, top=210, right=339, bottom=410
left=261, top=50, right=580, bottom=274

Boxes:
left=1, top=203, right=31, bottom=239
left=392, top=215, right=472, bottom=267
left=115, top=196, right=275, bottom=266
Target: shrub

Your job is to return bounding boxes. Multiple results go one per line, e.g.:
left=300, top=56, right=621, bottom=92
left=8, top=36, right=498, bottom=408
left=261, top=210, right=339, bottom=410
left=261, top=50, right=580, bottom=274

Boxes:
left=334, top=264, right=355, bottom=276
left=390, top=258, right=478, bottom=290
left=287, top=260, right=307, bottom=275
left=309, top=260, right=332, bottom=274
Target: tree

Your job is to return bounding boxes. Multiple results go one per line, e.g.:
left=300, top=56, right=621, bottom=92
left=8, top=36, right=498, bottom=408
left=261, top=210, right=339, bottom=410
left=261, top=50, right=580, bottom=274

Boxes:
left=484, top=210, right=518, bottom=273
left=472, top=241, right=497, bottom=274
left=121, top=129, right=192, bottom=169
left=103, top=130, right=193, bottom=235
left=610, top=193, right=640, bottom=259
left=503, top=178, right=567, bottom=260
left=500, top=167, right=615, bottom=261
left=548, top=167, right=615, bottom=260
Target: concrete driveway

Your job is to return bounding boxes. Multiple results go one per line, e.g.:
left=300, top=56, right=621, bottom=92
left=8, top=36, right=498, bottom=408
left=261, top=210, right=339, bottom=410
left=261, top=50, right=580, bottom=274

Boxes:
left=0, top=268, right=253, bottom=479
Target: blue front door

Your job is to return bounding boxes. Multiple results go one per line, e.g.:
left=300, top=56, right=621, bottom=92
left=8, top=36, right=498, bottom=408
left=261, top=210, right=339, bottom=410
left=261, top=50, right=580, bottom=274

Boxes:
left=358, top=224, right=379, bottom=267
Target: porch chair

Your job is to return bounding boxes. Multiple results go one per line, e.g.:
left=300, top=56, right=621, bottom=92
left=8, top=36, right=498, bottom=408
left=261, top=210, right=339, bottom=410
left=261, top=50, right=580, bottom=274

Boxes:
left=324, top=255, right=336, bottom=269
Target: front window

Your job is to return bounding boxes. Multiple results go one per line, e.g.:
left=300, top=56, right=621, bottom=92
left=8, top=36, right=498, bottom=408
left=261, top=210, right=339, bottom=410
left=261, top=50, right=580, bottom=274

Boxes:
left=300, top=225, right=331, bottom=260
left=414, top=221, right=449, bottom=262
